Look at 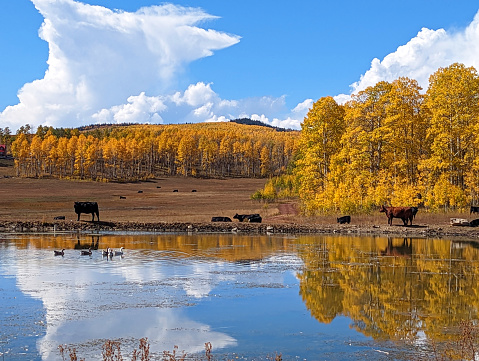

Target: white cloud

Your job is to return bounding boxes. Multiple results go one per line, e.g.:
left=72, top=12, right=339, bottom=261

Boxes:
left=90, top=82, right=307, bottom=129
left=350, top=10, right=479, bottom=95
left=92, top=92, right=167, bottom=124
left=292, top=99, right=314, bottom=114
left=0, top=0, right=239, bottom=130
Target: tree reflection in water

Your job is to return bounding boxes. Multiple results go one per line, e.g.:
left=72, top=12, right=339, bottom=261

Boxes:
left=297, top=236, right=479, bottom=347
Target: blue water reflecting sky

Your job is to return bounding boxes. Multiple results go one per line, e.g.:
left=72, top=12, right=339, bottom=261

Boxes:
left=0, top=234, right=437, bottom=360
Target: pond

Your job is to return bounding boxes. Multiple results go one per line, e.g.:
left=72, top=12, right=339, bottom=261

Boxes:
left=1, top=232, right=478, bottom=360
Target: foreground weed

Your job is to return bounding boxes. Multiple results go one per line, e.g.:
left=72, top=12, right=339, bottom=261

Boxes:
left=204, top=342, right=212, bottom=361
left=58, top=344, right=85, bottom=361
left=58, top=339, right=282, bottom=361
left=162, top=345, right=186, bottom=361
left=417, top=321, right=479, bottom=361
left=102, top=340, right=123, bottom=361
left=131, top=338, right=150, bottom=361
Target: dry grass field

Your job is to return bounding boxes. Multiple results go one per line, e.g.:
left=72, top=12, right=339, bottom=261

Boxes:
left=0, top=158, right=301, bottom=224
left=0, top=157, right=474, bottom=228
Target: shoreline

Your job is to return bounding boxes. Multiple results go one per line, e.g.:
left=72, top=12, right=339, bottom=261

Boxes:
left=2, top=220, right=479, bottom=240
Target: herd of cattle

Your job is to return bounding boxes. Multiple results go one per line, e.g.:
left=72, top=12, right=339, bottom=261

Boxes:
left=212, top=214, right=262, bottom=223
left=69, top=201, right=479, bottom=227
left=71, top=201, right=263, bottom=223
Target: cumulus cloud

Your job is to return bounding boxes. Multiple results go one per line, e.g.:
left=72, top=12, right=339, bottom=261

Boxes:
left=347, top=10, right=479, bottom=96
left=0, top=0, right=240, bottom=130
left=0, top=0, right=308, bottom=131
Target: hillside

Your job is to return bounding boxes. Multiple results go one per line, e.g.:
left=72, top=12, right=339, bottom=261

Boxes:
left=11, top=122, right=299, bottom=181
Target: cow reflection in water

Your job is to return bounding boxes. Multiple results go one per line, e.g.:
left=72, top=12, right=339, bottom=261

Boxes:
left=74, top=235, right=100, bottom=250
left=380, top=238, right=412, bottom=257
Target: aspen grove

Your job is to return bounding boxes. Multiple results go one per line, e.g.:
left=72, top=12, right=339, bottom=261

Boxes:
left=10, top=122, right=298, bottom=181
left=260, top=63, right=479, bottom=213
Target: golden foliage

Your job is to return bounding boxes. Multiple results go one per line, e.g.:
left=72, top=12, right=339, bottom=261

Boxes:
left=289, top=63, right=479, bottom=213
left=11, top=122, right=299, bottom=181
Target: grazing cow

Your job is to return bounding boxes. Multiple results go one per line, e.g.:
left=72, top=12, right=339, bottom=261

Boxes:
left=138, top=190, right=143, bottom=193
left=233, top=213, right=260, bottom=222
left=119, top=196, right=126, bottom=199
left=471, top=206, right=479, bottom=215
left=380, top=238, right=412, bottom=257
left=173, top=189, right=179, bottom=192
left=211, top=216, right=232, bottom=222
left=192, top=189, right=197, bottom=192
left=379, top=205, right=413, bottom=226
left=337, top=216, right=351, bottom=224
left=247, top=215, right=262, bottom=223
left=54, top=216, right=65, bottom=220
left=74, top=202, right=100, bottom=222
left=157, top=186, right=161, bottom=189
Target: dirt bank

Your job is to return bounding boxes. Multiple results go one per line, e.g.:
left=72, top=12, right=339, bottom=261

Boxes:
left=1, top=220, right=479, bottom=240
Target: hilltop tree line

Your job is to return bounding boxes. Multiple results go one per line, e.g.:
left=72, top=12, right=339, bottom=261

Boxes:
left=9, top=122, right=298, bottom=181
left=256, top=63, right=479, bottom=213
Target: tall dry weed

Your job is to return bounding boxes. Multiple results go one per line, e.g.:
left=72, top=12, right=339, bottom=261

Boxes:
left=162, top=345, right=186, bottom=361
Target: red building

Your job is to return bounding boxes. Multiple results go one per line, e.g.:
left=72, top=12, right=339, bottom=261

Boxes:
left=0, top=144, right=6, bottom=157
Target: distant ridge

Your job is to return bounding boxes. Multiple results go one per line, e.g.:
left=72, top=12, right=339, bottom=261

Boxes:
left=75, top=119, right=294, bottom=132
left=229, top=118, right=293, bottom=132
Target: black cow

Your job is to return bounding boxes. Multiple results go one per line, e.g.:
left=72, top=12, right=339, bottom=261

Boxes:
left=233, top=213, right=260, bottom=222
left=411, top=207, right=419, bottom=219
left=337, top=216, right=351, bottom=224
left=247, top=215, right=262, bottom=223
left=470, top=219, right=479, bottom=227
left=211, top=216, right=232, bottom=222
left=54, top=216, right=65, bottom=220
left=74, top=202, right=100, bottom=222
left=471, top=206, right=479, bottom=215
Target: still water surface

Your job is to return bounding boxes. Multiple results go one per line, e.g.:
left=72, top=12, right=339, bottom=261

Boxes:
left=1, top=233, right=478, bottom=360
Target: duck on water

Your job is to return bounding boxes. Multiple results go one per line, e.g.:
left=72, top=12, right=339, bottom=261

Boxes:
left=81, top=248, right=92, bottom=256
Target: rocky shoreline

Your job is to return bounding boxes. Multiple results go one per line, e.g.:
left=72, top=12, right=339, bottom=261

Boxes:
left=2, top=220, right=479, bottom=239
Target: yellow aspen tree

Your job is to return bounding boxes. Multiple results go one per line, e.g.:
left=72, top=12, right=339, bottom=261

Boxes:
left=260, top=145, right=272, bottom=177
left=29, top=135, right=43, bottom=178
left=67, top=136, right=78, bottom=177
left=55, top=137, right=70, bottom=178
left=74, top=134, right=88, bottom=179
left=84, top=136, right=99, bottom=179
left=425, top=63, right=479, bottom=208
left=294, top=96, right=345, bottom=213
left=336, top=82, right=392, bottom=211
left=41, top=132, right=58, bottom=176
left=385, top=77, right=427, bottom=205
left=219, top=136, right=234, bottom=176
left=176, top=133, right=198, bottom=176
left=11, top=133, right=30, bottom=177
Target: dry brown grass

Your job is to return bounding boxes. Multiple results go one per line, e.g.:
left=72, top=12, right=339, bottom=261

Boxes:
left=0, top=159, right=278, bottom=223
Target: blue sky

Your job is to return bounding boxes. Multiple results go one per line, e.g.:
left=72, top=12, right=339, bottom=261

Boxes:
left=1, top=0, right=479, bottom=131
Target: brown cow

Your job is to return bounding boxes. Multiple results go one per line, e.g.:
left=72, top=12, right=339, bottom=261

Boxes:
left=379, top=205, right=413, bottom=226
